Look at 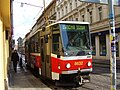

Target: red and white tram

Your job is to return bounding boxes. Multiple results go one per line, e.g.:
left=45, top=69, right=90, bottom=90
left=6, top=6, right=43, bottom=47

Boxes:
left=24, top=21, right=92, bottom=85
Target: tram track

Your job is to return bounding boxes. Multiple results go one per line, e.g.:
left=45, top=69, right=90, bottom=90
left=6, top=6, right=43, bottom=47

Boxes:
left=32, top=73, right=79, bottom=90
left=37, top=74, right=109, bottom=90
left=31, top=71, right=111, bottom=90
left=30, top=70, right=109, bottom=90
left=29, top=62, right=119, bottom=90
left=40, top=78, right=78, bottom=90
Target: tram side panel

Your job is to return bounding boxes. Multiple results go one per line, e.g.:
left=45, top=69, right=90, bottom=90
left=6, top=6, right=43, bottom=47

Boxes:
left=25, top=21, right=92, bottom=85
left=25, top=31, right=42, bottom=75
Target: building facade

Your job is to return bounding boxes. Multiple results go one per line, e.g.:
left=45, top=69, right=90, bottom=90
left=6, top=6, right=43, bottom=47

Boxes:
left=0, top=0, right=12, bottom=89
left=56, top=0, right=120, bottom=60
left=36, top=0, right=56, bottom=29
left=17, top=37, right=24, bottom=53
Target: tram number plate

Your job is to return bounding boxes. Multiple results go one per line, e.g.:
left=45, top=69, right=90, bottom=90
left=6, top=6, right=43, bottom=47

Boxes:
left=74, top=61, right=83, bottom=66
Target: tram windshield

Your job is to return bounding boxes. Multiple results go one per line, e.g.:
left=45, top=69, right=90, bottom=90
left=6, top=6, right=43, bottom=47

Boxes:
left=60, top=23, right=91, bottom=56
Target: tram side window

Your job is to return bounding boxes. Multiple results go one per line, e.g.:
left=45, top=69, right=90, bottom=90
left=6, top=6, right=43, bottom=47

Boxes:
left=38, top=33, right=40, bottom=53
left=35, top=35, right=37, bottom=53
left=30, top=38, right=34, bottom=52
left=52, top=34, right=59, bottom=54
left=35, top=33, right=40, bottom=53
left=32, top=37, right=35, bottom=52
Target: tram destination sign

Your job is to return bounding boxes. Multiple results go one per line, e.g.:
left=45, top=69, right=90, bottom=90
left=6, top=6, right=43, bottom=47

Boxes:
left=79, top=0, right=120, bottom=6
left=61, top=24, right=87, bottom=31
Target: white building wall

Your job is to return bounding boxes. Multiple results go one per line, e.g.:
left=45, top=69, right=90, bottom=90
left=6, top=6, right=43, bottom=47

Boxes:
left=115, top=6, right=120, bottom=16
left=102, top=5, right=108, bottom=20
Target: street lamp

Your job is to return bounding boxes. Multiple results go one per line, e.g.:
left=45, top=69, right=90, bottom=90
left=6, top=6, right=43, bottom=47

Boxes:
left=14, top=1, right=43, bottom=8
left=43, top=0, right=47, bottom=28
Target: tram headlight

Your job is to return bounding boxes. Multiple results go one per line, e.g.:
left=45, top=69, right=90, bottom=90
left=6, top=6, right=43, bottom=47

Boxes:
left=64, top=52, right=68, bottom=56
left=89, top=51, right=92, bottom=55
left=87, top=61, right=91, bottom=67
left=58, top=63, right=60, bottom=69
left=66, top=63, right=71, bottom=69
left=58, top=66, right=60, bottom=69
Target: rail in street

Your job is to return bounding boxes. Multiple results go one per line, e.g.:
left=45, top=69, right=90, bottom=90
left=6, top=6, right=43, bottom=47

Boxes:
left=14, top=55, right=120, bottom=90
left=42, top=60, right=120, bottom=90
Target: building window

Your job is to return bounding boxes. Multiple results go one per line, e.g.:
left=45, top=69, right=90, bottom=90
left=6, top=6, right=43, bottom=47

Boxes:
left=75, top=0, right=77, bottom=8
left=69, top=16, right=72, bottom=21
left=75, top=13, right=78, bottom=21
left=99, top=35, right=106, bottom=56
left=76, top=18, right=78, bottom=21
left=65, top=18, right=68, bottom=21
left=98, top=7, right=102, bottom=21
left=62, top=8, right=64, bottom=16
left=91, top=35, right=96, bottom=55
left=82, top=14, right=85, bottom=22
left=66, top=6, right=68, bottom=14
left=54, top=7, right=55, bottom=12
left=58, top=11, right=60, bottom=19
left=70, top=2, right=72, bottom=11
left=89, top=11, right=92, bottom=23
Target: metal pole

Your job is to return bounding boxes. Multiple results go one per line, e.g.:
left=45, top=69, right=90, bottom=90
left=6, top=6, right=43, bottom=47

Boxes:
left=43, top=0, right=46, bottom=25
left=43, top=0, right=45, bottom=11
left=43, top=0, right=48, bottom=26
left=108, top=0, right=116, bottom=90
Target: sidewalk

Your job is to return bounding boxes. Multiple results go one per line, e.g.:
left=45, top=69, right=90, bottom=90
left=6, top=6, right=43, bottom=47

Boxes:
left=8, top=62, right=51, bottom=90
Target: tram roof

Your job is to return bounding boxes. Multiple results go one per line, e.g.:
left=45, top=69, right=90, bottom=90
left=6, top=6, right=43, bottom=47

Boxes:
left=48, top=21, right=90, bottom=27
left=24, top=21, right=90, bottom=42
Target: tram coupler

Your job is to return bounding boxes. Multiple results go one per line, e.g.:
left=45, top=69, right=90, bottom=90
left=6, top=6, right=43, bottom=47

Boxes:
left=75, top=68, right=90, bottom=85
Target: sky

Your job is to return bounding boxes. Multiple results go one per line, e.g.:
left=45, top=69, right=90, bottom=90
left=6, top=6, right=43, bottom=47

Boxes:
left=13, top=0, right=52, bottom=42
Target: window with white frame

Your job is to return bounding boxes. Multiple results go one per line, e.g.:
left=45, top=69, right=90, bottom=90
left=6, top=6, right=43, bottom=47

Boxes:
left=58, top=11, right=60, bottom=19
left=54, top=7, right=55, bottom=12
left=75, top=13, right=78, bottom=21
left=66, top=6, right=68, bottom=14
left=89, top=11, right=92, bottom=23
left=62, top=8, right=64, bottom=16
left=98, top=7, right=102, bottom=21
left=82, top=14, right=85, bottom=22
left=75, top=0, right=77, bottom=8
left=57, top=8, right=60, bottom=19
left=70, top=2, right=72, bottom=11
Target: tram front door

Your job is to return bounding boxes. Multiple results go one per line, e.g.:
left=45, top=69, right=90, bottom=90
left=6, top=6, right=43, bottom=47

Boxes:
left=40, top=35, right=51, bottom=79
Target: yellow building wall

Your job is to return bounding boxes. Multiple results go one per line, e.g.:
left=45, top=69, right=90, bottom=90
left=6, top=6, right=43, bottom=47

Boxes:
left=0, top=0, right=11, bottom=89
left=4, top=29, right=9, bottom=81
left=0, top=18, right=5, bottom=90
left=0, top=8, right=10, bottom=90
